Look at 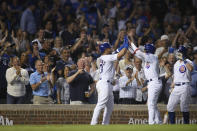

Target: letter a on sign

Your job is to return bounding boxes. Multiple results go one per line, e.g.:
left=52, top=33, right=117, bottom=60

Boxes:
left=0, top=116, right=5, bottom=125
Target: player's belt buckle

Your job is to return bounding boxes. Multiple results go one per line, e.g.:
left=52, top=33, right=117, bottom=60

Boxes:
left=100, top=78, right=112, bottom=84
left=175, top=82, right=186, bottom=86
left=147, top=79, right=153, bottom=82
left=107, top=80, right=113, bottom=85
left=147, top=77, right=160, bottom=83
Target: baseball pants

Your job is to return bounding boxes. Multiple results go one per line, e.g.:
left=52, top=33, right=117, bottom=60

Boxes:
left=167, top=84, right=190, bottom=112
left=147, top=80, right=162, bottom=125
left=91, top=80, right=114, bottom=125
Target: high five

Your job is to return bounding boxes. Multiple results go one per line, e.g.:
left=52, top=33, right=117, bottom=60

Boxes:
left=128, top=38, right=162, bottom=125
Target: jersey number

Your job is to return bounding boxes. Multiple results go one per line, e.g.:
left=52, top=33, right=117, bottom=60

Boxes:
left=100, top=60, right=105, bottom=73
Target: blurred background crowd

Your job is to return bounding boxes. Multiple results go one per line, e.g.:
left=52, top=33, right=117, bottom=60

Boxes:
left=0, top=0, right=197, bottom=104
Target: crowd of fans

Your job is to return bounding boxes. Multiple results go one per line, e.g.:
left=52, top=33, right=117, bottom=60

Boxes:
left=0, top=0, right=197, bottom=104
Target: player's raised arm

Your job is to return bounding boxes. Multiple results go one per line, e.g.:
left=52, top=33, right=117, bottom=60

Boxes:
left=91, top=37, right=129, bottom=125
left=184, top=60, right=193, bottom=72
left=128, top=42, right=145, bottom=59
left=129, top=42, right=156, bottom=62
left=176, top=45, right=193, bottom=72
left=117, top=36, right=129, bottom=60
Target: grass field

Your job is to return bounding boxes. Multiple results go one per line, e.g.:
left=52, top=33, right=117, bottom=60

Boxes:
left=0, top=125, right=197, bottom=131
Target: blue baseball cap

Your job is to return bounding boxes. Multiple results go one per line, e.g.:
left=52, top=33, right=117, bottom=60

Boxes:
left=177, top=45, right=187, bottom=55
left=99, top=42, right=111, bottom=54
left=144, top=43, right=155, bottom=54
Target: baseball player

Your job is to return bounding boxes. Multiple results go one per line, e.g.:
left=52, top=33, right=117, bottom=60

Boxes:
left=129, top=41, right=162, bottom=125
left=90, top=37, right=129, bottom=125
left=167, top=45, right=193, bottom=124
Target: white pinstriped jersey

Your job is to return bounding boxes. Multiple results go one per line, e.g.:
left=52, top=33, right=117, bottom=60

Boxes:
left=173, top=59, right=193, bottom=83
left=99, top=54, right=118, bottom=81
left=135, top=50, right=160, bottom=80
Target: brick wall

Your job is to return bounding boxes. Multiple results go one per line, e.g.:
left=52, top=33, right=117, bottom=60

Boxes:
left=0, top=104, right=197, bottom=125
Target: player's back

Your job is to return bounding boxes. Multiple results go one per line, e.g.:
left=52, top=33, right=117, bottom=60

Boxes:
left=143, top=53, right=160, bottom=80
left=99, top=54, right=118, bottom=81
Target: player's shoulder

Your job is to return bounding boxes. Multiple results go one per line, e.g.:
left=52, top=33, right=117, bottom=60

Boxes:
left=185, top=59, right=193, bottom=64
left=153, top=54, right=159, bottom=59
left=100, top=55, right=106, bottom=59
left=174, top=60, right=179, bottom=64
left=99, top=55, right=106, bottom=61
left=101, top=54, right=116, bottom=57
left=145, top=53, right=157, bottom=58
left=100, top=54, right=117, bottom=61
left=174, top=60, right=181, bottom=66
left=145, top=53, right=158, bottom=62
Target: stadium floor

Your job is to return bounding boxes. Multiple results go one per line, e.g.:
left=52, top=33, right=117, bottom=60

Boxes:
left=0, top=125, right=197, bottom=131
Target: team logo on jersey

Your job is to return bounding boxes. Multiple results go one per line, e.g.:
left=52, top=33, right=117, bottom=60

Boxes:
left=179, top=65, right=186, bottom=73
left=145, top=62, right=150, bottom=69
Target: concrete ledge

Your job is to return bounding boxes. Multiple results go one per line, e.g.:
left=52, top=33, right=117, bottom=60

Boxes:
left=0, top=104, right=197, bottom=125
left=0, top=104, right=197, bottom=110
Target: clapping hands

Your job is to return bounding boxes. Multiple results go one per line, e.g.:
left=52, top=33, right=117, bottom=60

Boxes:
left=16, top=66, right=21, bottom=76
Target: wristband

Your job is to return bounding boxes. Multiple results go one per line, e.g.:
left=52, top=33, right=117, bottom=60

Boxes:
left=116, top=43, right=125, bottom=53
left=184, top=60, right=187, bottom=64
left=133, top=48, right=139, bottom=55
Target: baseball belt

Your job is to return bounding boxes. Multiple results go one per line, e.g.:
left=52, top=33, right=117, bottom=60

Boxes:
left=175, top=82, right=186, bottom=86
left=147, top=77, right=161, bottom=83
left=99, top=78, right=113, bottom=84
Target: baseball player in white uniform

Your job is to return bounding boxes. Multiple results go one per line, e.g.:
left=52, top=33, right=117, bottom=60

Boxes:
left=129, top=41, right=162, bottom=125
left=90, top=37, right=129, bottom=125
left=167, top=45, right=193, bottom=124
